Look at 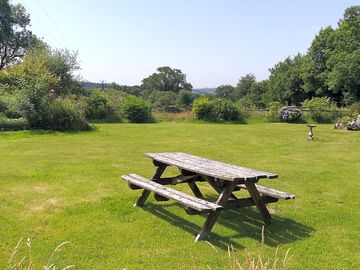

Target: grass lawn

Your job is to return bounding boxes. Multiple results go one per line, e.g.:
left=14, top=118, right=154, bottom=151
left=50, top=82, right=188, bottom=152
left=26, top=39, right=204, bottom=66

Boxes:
left=0, top=122, right=359, bottom=269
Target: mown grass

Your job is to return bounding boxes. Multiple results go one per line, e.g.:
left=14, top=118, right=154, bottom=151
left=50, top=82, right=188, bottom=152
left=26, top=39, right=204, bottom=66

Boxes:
left=0, top=122, right=359, bottom=269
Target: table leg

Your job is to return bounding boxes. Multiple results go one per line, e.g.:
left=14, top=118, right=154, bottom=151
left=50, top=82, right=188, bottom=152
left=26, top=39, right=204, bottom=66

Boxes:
left=135, top=164, right=167, bottom=206
left=188, top=181, right=204, bottom=199
left=196, top=181, right=236, bottom=241
left=244, top=180, right=271, bottom=225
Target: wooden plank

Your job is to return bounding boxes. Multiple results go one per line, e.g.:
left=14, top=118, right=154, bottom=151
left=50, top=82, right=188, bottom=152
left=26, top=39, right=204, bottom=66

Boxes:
left=122, top=174, right=222, bottom=212
left=145, top=152, right=278, bottom=181
left=135, top=164, right=166, bottom=206
left=237, top=184, right=295, bottom=200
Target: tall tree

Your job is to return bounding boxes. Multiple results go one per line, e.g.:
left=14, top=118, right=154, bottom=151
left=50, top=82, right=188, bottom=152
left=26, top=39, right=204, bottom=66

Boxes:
left=215, top=84, right=235, bottom=101
left=233, top=74, right=256, bottom=100
left=0, top=0, right=33, bottom=69
left=268, top=54, right=307, bottom=105
left=141, top=66, right=192, bottom=93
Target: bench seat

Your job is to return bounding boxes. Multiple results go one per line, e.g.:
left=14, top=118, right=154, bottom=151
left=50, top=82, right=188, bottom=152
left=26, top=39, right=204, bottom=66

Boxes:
left=237, top=184, right=295, bottom=200
left=122, top=174, right=222, bottom=213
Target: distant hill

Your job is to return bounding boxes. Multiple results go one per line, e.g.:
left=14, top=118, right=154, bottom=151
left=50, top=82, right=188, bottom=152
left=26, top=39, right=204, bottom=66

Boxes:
left=192, top=88, right=216, bottom=95
left=81, top=81, right=109, bottom=89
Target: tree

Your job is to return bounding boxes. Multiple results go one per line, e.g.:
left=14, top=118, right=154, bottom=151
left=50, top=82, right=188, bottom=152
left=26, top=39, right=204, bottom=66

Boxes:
left=141, top=66, right=192, bottom=93
left=177, top=89, right=194, bottom=109
left=26, top=44, right=81, bottom=94
left=0, top=0, right=33, bottom=69
left=267, top=54, right=307, bottom=105
left=233, top=74, right=256, bottom=100
left=215, top=84, right=235, bottom=101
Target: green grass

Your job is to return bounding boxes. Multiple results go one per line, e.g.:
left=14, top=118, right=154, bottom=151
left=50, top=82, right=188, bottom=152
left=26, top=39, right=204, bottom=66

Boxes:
left=0, top=122, right=359, bottom=269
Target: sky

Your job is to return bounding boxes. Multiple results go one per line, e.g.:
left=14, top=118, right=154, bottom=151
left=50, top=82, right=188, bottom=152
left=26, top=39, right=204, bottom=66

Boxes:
left=12, top=0, right=360, bottom=88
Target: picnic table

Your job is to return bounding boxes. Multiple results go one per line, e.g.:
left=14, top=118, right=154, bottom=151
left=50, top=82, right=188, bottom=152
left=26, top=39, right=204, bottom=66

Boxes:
left=122, top=152, right=295, bottom=241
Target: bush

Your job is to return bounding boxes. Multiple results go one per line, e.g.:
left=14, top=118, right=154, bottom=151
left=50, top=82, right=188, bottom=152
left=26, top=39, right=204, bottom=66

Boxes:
left=192, top=97, right=212, bottom=120
left=44, top=99, right=91, bottom=131
left=301, top=97, right=339, bottom=123
left=193, top=98, right=242, bottom=122
left=279, top=106, right=302, bottom=123
left=266, top=101, right=282, bottom=122
left=350, top=101, right=360, bottom=114
left=0, top=93, right=23, bottom=119
left=22, top=98, right=90, bottom=131
left=122, top=96, right=151, bottom=123
left=85, top=90, right=113, bottom=120
left=0, top=117, right=28, bottom=131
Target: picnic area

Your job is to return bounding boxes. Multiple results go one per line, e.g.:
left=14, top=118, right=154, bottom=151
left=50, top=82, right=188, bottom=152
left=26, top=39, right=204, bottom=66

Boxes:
left=1, top=122, right=359, bottom=269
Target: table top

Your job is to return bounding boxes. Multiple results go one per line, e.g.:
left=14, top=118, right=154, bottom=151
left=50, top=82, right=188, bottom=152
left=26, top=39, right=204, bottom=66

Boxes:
left=145, top=152, right=278, bottom=181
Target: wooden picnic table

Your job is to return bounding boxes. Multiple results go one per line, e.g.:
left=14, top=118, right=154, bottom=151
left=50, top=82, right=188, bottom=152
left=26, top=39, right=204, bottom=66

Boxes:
left=122, top=152, right=294, bottom=241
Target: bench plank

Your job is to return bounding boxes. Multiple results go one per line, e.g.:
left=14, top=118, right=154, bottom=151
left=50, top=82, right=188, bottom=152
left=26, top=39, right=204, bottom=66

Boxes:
left=122, top=174, right=222, bottom=212
left=237, top=184, right=295, bottom=200
left=145, top=152, right=278, bottom=181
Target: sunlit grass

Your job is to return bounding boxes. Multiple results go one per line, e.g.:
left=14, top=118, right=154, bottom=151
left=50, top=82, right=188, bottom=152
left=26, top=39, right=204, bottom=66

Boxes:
left=0, top=122, right=359, bottom=269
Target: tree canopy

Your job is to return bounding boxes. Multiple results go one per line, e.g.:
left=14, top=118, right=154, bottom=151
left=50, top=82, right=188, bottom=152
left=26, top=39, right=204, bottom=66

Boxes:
left=141, top=66, right=192, bottom=93
left=0, top=0, right=33, bottom=69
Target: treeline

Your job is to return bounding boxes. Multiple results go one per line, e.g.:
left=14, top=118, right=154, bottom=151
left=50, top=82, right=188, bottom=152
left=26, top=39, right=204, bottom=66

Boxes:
left=215, top=6, right=360, bottom=108
left=1, top=1, right=360, bottom=131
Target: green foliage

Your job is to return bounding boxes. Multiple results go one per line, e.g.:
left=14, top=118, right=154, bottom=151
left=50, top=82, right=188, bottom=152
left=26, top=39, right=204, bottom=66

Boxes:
left=301, top=97, right=339, bottom=123
left=192, top=97, right=212, bottom=120
left=141, top=66, right=192, bottom=93
left=177, top=89, right=194, bottom=109
left=41, top=99, right=90, bottom=131
left=148, top=90, right=179, bottom=112
left=85, top=90, right=113, bottom=120
left=122, top=96, right=151, bottom=123
left=349, top=101, right=360, bottom=114
left=0, top=93, right=22, bottom=118
left=0, top=0, right=33, bottom=69
left=266, top=101, right=282, bottom=122
left=193, top=98, right=242, bottom=122
left=268, top=54, right=307, bottom=106
left=215, top=85, right=235, bottom=101
left=233, top=74, right=256, bottom=100
left=279, top=106, right=303, bottom=123
left=0, top=116, right=27, bottom=131
left=26, top=45, right=81, bottom=94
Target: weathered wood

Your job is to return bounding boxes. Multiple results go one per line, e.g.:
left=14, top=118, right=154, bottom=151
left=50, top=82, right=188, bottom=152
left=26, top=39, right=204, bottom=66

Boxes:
left=145, top=152, right=278, bottom=181
left=204, top=176, right=238, bottom=200
left=195, top=181, right=237, bottom=241
left=135, top=165, right=166, bottom=206
left=224, top=196, right=279, bottom=209
left=122, top=174, right=222, bottom=213
left=187, top=181, right=204, bottom=199
left=244, top=180, right=272, bottom=225
left=237, top=184, right=295, bottom=200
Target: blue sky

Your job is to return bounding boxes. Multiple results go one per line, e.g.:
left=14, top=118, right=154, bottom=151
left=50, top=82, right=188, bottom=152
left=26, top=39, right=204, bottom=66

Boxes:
left=13, top=0, right=360, bottom=88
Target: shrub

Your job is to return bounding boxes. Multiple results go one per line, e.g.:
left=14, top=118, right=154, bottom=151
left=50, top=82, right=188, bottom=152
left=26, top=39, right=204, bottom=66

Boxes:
left=301, top=97, right=339, bottom=123
left=122, top=96, right=151, bottom=123
left=266, top=101, right=282, bottom=122
left=192, top=97, right=212, bottom=120
left=193, top=98, right=242, bottom=122
left=0, top=117, right=28, bottom=131
left=149, top=90, right=179, bottom=112
left=279, top=106, right=302, bottom=123
left=349, top=101, right=360, bottom=114
left=85, top=90, right=113, bottom=120
left=44, top=99, right=91, bottom=131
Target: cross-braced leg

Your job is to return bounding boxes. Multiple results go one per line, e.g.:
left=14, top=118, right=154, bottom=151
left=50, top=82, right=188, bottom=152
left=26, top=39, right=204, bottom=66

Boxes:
left=195, top=181, right=236, bottom=241
left=135, top=164, right=167, bottom=206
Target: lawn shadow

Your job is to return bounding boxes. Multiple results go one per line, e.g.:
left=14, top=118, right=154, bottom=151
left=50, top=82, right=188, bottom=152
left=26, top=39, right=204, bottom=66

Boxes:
left=142, top=203, right=244, bottom=250
left=141, top=201, right=313, bottom=250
